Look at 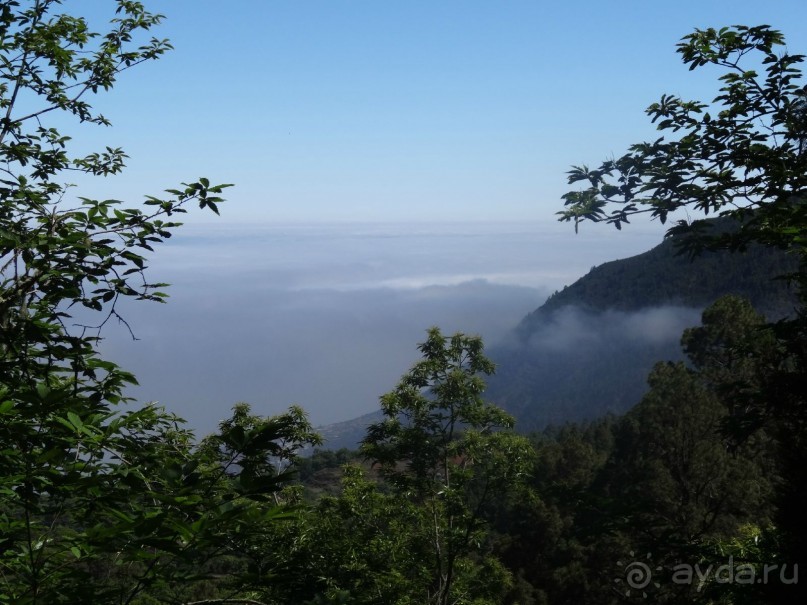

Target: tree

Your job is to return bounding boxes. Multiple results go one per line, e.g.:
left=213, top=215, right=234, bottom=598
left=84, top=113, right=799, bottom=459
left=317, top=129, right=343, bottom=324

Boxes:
left=556, top=28, right=807, bottom=434
left=558, top=27, right=807, bottom=600
left=490, top=300, right=781, bottom=605
left=362, top=328, right=533, bottom=605
left=0, top=3, right=320, bottom=603
left=492, top=419, right=620, bottom=605
left=680, top=295, right=780, bottom=439
left=204, top=402, right=324, bottom=504
left=558, top=25, right=807, bottom=262
left=612, top=361, right=770, bottom=548
left=288, top=465, right=433, bottom=605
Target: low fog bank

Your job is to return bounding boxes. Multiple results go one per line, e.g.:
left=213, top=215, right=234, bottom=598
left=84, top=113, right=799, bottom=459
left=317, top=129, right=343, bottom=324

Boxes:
left=94, top=222, right=666, bottom=436
left=488, top=305, right=704, bottom=431
left=521, top=305, right=703, bottom=351
left=100, top=279, right=545, bottom=434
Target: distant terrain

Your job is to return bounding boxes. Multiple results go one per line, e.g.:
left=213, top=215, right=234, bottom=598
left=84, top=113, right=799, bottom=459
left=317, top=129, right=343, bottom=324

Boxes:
left=488, top=231, right=799, bottom=431
left=520, top=228, right=798, bottom=329
left=321, top=228, right=799, bottom=446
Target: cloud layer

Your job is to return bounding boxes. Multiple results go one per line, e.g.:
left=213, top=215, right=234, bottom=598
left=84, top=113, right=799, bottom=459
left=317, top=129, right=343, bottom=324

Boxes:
left=96, top=222, right=664, bottom=435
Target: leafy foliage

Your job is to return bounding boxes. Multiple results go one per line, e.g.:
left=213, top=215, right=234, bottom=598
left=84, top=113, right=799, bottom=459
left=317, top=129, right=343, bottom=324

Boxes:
left=558, top=25, right=807, bottom=259
left=7, top=5, right=806, bottom=603
left=0, top=3, right=328, bottom=603
left=0, top=0, right=231, bottom=400
left=558, top=24, right=807, bottom=601
left=488, top=297, right=783, bottom=604
left=362, top=328, right=533, bottom=605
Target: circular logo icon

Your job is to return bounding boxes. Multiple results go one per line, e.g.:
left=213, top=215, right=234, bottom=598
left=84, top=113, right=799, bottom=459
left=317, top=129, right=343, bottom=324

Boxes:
left=615, top=551, right=662, bottom=598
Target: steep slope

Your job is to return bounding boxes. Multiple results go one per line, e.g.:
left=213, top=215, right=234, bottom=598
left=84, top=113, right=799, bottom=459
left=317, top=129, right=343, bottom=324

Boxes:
left=317, top=409, right=382, bottom=452
left=520, top=236, right=799, bottom=334
left=487, top=233, right=799, bottom=432
left=319, top=230, right=800, bottom=446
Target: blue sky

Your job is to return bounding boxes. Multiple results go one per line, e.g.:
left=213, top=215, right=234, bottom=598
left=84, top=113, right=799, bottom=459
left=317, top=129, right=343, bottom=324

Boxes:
left=70, top=0, right=807, bottom=225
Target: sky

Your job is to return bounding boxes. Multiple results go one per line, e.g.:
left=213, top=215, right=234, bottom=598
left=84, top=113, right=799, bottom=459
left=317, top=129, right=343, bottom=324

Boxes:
left=68, top=0, right=807, bottom=225
left=35, top=1, right=807, bottom=434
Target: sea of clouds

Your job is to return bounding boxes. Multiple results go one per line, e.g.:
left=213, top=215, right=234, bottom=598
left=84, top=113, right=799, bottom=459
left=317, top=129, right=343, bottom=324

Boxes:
left=97, top=221, right=666, bottom=434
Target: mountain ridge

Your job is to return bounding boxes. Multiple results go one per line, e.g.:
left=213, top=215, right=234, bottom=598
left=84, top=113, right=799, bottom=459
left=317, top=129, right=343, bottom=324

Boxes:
left=321, top=227, right=799, bottom=447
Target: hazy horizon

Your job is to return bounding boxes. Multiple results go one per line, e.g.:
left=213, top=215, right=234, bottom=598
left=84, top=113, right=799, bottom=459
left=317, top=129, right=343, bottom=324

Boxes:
left=96, top=219, right=666, bottom=434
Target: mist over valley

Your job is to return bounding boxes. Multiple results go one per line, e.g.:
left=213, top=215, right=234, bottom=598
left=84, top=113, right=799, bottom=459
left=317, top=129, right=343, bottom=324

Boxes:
left=98, top=220, right=666, bottom=434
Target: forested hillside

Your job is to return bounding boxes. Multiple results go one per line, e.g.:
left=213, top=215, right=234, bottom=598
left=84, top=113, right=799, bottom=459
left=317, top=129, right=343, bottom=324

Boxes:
left=521, top=222, right=799, bottom=331
left=321, top=224, right=799, bottom=445
left=302, top=295, right=797, bottom=604
left=484, top=223, right=799, bottom=431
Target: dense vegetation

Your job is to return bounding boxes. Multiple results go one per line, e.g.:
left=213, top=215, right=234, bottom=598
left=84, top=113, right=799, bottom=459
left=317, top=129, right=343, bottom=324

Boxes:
left=296, top=295, right=794, bottom=604
left=523, top=222, right=799, bottom=325
left=557, top=23, right=807, bottom=603
left=484, top=222, right=799, bottom=432
left=1, top=4, right=805, bottom=604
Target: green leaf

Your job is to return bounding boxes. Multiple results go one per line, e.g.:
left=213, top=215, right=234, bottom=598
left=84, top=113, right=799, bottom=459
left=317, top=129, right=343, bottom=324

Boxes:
left=67, top=411, right=84, bottom=429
